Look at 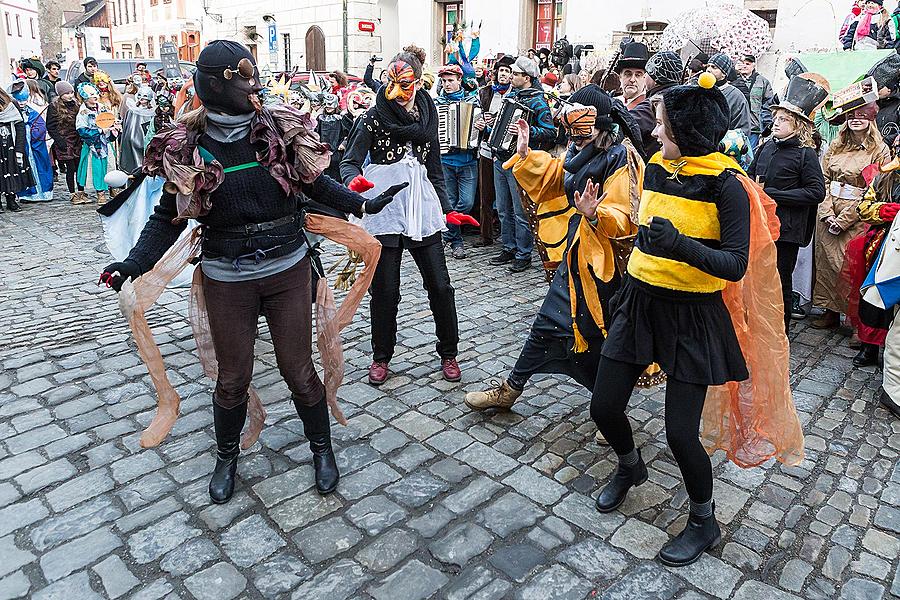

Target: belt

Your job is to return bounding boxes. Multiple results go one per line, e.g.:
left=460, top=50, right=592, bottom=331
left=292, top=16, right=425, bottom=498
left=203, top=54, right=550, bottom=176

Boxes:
left=830, top=180, right=865, bottom=200
left=206, top=213, right=303, bottom=237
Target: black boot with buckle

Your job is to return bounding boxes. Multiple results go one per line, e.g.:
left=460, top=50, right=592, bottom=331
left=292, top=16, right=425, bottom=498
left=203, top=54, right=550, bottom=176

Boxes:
left=208, top=399, right=247, bottom=504
left=294, top=396, right=340, bottom=495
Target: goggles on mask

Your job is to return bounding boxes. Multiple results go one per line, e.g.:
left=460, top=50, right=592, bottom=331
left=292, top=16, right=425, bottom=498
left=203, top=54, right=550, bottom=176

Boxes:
left=561, top=103, right=597, bottom=140
left=385, top=60, right=418, bottom=103
left=223, top=58, right=256, bottom=81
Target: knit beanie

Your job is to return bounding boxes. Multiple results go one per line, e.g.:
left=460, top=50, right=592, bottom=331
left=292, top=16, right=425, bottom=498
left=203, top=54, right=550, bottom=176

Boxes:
left=645, top=51, right=684, bottom=87
left=662, top=74, right=730, bottom=156
left=707, top=53, right=733, bottom=76
left=193, top=40, right=256, bottom=106
left=55, top=81, right=74, bottom=96
left=570, top=84, right=614, bottom=130
left=83, top=56, right=97, bottom=68
left=514, top=56, right=540, bottom=80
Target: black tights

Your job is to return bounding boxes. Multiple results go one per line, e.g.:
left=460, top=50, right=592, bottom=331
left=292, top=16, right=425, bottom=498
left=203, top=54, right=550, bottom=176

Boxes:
left=63, top=158, right=80, bottom=193
left=590, top=356, right=713, bottom=503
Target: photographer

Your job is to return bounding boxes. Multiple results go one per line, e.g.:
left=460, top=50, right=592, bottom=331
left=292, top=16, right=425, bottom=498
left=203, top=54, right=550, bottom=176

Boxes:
left=364, top=55, right=386, bottom=92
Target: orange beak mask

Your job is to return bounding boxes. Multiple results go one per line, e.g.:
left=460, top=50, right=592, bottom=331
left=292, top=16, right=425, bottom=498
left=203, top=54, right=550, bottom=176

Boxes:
left=385, top=60, right=417, bottom=103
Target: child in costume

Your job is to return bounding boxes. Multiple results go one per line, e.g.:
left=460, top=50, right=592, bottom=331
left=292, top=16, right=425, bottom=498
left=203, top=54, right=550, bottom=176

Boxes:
left=46, top=81, right=84, bottom=202
left=119, top=85, right=155, bottom=174
left=10, top=80, right=53, bottom=202
left=0, top=86, right=33, bottom=212
left=75, top=82, right=118, bottom=204
left=590, top=73, right=802, bottom=567
left=465, top=85, right=653, bottom=413
left=314, top=92, right=352, bottom=182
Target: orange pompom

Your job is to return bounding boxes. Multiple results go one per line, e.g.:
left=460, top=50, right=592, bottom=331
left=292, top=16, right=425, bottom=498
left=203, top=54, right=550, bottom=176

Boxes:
left=698, top=72, right=716, bottom=90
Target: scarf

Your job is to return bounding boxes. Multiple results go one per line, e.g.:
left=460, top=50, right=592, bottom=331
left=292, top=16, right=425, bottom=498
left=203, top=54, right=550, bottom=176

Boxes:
left=374, top=88, right=436, bottom=146
left=492, top=82, right=511, bottom=94
left=205, top=111, right=254, bottom=143
left=857, top=7, right=880, bottom=38
left=441, top=89, right=465, bottom=102
left=0, top=100, right=22, bottom=126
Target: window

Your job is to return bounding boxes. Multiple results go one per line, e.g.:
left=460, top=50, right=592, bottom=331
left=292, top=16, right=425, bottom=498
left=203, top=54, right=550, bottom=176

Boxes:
left=4, top=13, right=9, bottom=36
left=171, top=34, right=177, bottom=44
left=534, top=0, right=564, bottom=50
left=132, top=0, right=137, bottom=22
left=111, top=2, right=116, bottom=25
left=148, top=36, right=154, bottom=57
left=29, top=17, right=33, bottom=39
left=15, top=14, right=20, bottom=37
left=443, top=3, right=463, bottom=46
left=101, top=36, right=110, bottom=51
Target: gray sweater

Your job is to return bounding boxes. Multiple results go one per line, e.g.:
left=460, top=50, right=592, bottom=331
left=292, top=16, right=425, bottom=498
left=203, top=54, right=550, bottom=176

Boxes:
left=720, top=83, right=751, bottom=138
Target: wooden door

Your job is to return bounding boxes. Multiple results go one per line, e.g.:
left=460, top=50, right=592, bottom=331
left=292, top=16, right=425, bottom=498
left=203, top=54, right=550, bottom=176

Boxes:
left=305, top=26, right=325, bottom=71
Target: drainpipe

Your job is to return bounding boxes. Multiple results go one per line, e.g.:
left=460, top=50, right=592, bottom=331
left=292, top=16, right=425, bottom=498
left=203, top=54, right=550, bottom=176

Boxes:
left=342, top=0, right=348, bottom=72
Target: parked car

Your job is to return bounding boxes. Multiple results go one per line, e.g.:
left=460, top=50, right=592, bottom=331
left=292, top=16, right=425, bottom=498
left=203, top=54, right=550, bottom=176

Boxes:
left=63, top=58, right=195, bottom=91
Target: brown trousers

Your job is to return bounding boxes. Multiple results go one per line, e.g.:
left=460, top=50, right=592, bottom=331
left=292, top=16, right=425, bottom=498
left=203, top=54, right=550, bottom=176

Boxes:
left=202, top=257, right=324, bottom=409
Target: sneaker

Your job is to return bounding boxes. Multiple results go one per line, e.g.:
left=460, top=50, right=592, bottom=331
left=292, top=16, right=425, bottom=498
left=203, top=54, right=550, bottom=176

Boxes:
left=464, top=379, right=522, bottom=410
left=595, top=429, right=610, bottom=446
left=451, top=245, right=467, bottom=259
left=441, top=358, right=462, bottom=382
left=790, top=293, right=806, bottom=320
left=489, top=249, right=515, bottom=265
left=368, top=361, right=389, bottom=385
left=508, top=258, right=531, bottom=273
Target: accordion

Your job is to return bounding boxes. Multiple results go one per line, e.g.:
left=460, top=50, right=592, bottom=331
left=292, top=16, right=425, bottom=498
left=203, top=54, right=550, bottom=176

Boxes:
left=488, top=97, right=533, bottom=155
left=437, top=101, right=476, bottom=154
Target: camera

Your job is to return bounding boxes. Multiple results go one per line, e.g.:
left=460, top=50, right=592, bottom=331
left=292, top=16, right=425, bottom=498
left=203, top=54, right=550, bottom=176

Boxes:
left=370, top=55, right=383, bottom=63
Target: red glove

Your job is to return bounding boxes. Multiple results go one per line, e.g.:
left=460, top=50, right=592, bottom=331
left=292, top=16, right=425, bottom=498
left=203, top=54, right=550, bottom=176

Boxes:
left=862, top=163, right=881, bottom=187
left=348, top=175, right=375, bottom=193
left=446, top=211, right=480, bottom=227
left=879, top=203, right=900, bottom=222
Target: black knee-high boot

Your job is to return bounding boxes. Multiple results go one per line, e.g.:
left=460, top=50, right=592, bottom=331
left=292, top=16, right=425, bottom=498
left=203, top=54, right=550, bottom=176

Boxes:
left=208, top=400, right=247, bottom=504
left=294, top=396, right=340, bottom=495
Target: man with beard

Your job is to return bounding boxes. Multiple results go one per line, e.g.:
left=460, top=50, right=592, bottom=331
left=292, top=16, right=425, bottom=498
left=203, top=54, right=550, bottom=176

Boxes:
left=613, top=42, right=649, bottom=110
left=629, top=51, right=683, bottom=160
left=99, top=40, right=406, bottom=504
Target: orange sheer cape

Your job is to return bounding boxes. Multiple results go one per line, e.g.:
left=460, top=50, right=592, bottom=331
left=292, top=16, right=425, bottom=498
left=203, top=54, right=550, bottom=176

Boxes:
left=118, top=215, right=381, bottom=449
left=701, top=175, right=805, bottom=467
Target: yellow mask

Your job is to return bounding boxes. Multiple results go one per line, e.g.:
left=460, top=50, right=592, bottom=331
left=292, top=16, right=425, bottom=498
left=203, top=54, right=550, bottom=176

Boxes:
left=385, top=60, right=417, bottom=103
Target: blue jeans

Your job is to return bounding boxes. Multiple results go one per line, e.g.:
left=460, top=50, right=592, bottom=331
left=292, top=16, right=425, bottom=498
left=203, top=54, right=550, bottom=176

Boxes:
left=749, top=133, right=760, bottom=152
left=441, top=161, right=478, bottom=248
left=493, top=158, right=533, bottom=260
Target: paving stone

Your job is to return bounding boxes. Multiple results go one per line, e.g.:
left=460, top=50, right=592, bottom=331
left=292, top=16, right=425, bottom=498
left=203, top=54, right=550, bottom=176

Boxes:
left=335, top=444, right=380, bottom=474
left=93, top=554, right=140, bottom=599
left=862, top=529, right=900, bottom=559
left=390, top=443, right=436, bottom=472
left=220, top=513, right=286, bottom=567
left=40, top=526, right=122, bottom=581
left=369, top=559, right=449, bottom=600
left=599, top=562, right=683, bottom=600
left=369, top=428, right=410, bottom=454
left=839, top=577, right=885, bottom=600
left=515, top=565, right=593, bottom=600
left=610, top=518, right=669, bottom=559
left=553, top=492, right=625, bottom=536
left=489, top=544, right=546, bottom=582
left=732, top=581, right=801, bottom=600
left=339, top=461, right=402, bottom=500
left=31, top=571, right=103, bottom=600
left=46, top=470, right=114, bottom=511
left=426, top=429, right=475, bottom=454
left=184, top=562, right=247, bottom=600
left=429, top=522, right=494, bottom=567
left=251, top=465, right=315, bottom=507
left=293, top=516, right=362, bottom=562
left=123, top=576, right=172, bottom=600
left=456, top=441, right=520, bottom=476
left=443, top=475, right=504, bottom=514
left=197, top=492, right=255, bottom=530
left=159, top=537, right=221, bottom=576
left=558, top=537, right=628, bottom=580
left=127, top=511, right=201, bottom=564
left=502, top=465, right=566, bottom=506
left=117, top=472, right=177, bottom=511
left=667, top=554, right=742, bottom=599
left=479, top=491, right=544, bottom=537
left=269, top=490, right=343, bottom=531
left=0, top=498, right=48, bottom=538
left=407, top=505, right=455, bottom=538
left=0, top=535, right=35, bottom=579
left=110, top=452, right=165, bottom=484
left=13, top=458, right=76, bottom=494
left=779, top=558, right=813, bottom=592
left=384, top=469, right=450, bottom=507
left=0, top=570, right=31, bottom=599
left=344, top=494, right=407, bottom=535
left=251, top=552, right=313, bottom=599
left=0, top=450, right=45, bottom=479
left=0, top=482, right=21, bottom=509
left=356, top=528, right=418, bottom=572
left=115, top=497, right=181, bottom=534
left=290, top=558, right=370, bottom=600
left=429, top=457, right=473, bottom=483
left=823, top=545, right=852, bottom=580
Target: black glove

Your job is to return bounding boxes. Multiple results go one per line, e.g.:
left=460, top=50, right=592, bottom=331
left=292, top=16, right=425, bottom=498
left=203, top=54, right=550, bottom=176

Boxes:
left=364, top=182, right=409, bottom=215
left=647, top=217, right=681, bottom=253
left=99, top=259, right=142, bottom=292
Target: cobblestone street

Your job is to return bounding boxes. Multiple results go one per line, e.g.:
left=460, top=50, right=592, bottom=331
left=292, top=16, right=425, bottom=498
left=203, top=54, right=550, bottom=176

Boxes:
left=2, top=195, right=900, bottom=600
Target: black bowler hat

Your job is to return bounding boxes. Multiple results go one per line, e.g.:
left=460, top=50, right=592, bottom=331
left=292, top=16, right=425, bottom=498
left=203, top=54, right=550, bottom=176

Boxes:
left=615, top=42, right=650, bottom=73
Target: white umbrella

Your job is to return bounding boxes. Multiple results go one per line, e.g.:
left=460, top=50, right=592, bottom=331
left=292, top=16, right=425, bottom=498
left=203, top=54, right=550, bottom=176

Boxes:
left=659, top=0, right=773, bottom=59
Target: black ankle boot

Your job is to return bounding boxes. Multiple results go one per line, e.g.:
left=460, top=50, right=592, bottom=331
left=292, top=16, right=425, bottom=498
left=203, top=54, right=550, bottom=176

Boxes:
left=595, top=448, right=648, bottom=513
left=208, top=400, right=247, bottom=504
left=853, top=343, right=880, bottom=368
left=6, top=195, right=20, bottom=212
left=658, top=503, right=722, bottom=567
left=294, top=397, right=340, bottom=495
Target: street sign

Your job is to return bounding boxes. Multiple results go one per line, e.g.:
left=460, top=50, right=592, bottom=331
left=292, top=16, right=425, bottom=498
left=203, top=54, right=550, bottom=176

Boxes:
left=358, top=21, right=375, bottom=33
left=268, top=24, right=278, bottom=53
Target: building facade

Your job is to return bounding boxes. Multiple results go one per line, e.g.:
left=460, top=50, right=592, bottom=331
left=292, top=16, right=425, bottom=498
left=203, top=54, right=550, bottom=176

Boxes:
left=3, top=0, right=42, bottom=67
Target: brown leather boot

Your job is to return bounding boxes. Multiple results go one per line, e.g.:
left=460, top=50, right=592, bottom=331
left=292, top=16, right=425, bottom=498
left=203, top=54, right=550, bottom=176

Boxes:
left=811, top=309, right=839, bottom=329
left=464, top=380, right=522, bottom=411
left=96, top=191, right=107, bottom=205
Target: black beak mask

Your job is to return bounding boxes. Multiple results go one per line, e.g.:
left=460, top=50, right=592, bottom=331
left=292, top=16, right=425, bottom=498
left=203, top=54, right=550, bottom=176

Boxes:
left=193, top=40, right=264, bottom=115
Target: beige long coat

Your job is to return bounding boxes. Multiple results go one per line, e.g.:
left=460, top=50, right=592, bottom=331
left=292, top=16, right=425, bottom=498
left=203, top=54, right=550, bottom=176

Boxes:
left=813, top=139, right=891, bottom=312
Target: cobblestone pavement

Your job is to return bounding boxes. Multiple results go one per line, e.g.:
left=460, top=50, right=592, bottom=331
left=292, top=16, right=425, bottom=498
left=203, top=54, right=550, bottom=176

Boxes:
left=2, top=194, right=900, bottom=600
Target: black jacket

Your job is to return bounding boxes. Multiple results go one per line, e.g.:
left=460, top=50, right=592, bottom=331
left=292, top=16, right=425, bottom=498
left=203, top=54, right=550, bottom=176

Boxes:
left=748, top=136, right=825, bottom=246
left=630, top=83, right=678, bottom=159
left=877, top=95, right=900, bottom=148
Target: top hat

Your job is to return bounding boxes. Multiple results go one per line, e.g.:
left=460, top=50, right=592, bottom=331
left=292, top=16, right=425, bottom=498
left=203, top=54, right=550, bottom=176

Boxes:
left=615, top=42, right=650, bottom=73
left=773, top=73, right=831, bottom=123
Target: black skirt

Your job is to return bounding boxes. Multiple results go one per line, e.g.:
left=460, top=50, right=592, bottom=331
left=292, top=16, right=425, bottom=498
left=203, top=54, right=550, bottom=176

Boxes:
left=601, top=277, right=748, bottom=386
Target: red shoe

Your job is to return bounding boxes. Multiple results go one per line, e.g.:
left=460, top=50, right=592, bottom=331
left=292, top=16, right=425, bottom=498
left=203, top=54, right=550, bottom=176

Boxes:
left=368, top=361, right=389, bottom=386
left=441, top=358, right=461, bottom=382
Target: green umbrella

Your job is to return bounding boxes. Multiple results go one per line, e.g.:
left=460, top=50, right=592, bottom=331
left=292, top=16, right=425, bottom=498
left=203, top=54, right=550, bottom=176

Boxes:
left=792, top=50, right=893, bottom=90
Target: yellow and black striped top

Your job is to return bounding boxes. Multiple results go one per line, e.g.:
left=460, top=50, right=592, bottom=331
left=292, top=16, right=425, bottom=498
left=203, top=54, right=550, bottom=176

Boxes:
left=627, top=153, right=750, bottom=293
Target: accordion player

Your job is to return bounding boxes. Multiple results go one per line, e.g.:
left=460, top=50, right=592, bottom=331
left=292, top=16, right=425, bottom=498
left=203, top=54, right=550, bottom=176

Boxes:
left=437, top=101, right=478, bottom=154
left=487, top=97, right=534, bottom=156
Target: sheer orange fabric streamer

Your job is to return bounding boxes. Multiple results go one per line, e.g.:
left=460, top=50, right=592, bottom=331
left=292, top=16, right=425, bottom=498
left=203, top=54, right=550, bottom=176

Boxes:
left=701, top=176, right=805, bottom=468
left=122, top=215, right=380, bottom=449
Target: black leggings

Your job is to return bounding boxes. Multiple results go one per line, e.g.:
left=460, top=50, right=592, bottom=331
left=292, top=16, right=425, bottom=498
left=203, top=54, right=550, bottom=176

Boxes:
left=590, top=356, right=713, bottom=504
left=776, top=241, right=800, bottom=335
left=63, top=157, right=80, bottom=193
